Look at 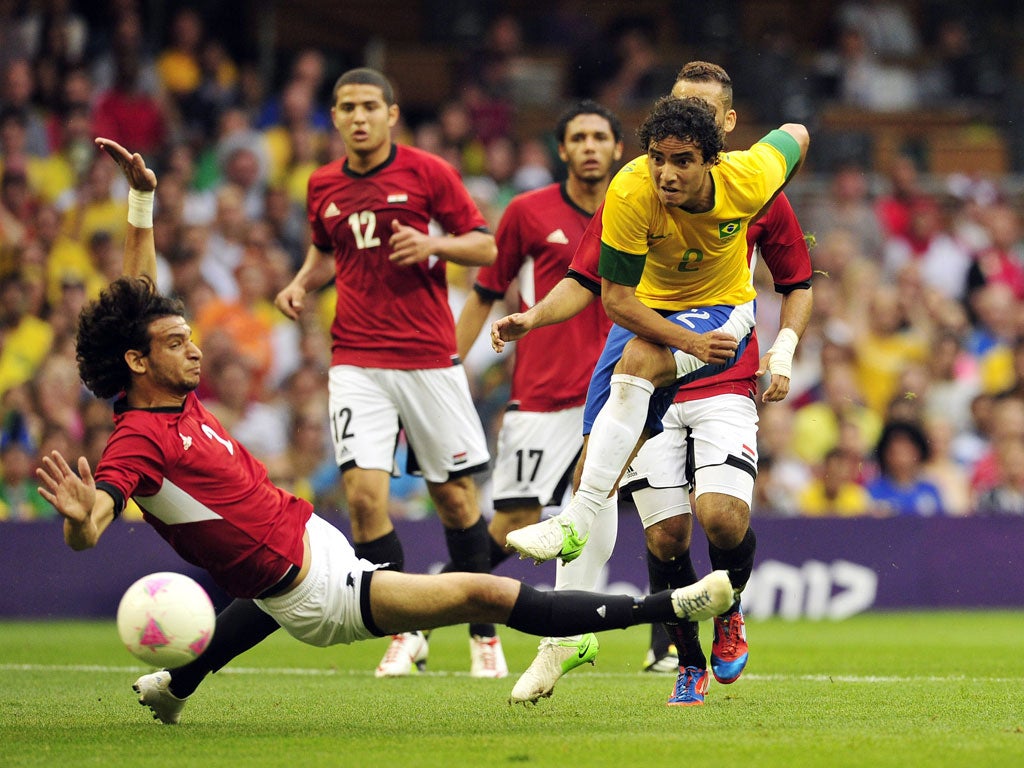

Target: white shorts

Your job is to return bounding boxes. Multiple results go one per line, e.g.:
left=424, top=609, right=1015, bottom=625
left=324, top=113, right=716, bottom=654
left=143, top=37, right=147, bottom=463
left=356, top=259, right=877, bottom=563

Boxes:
left=328, top=365, right=490, bottom=483
left=256, top=514, right=383, bottom=646
left=491, top=406, right=584, bottom=509
left=623, top=392, right=758, bottom=507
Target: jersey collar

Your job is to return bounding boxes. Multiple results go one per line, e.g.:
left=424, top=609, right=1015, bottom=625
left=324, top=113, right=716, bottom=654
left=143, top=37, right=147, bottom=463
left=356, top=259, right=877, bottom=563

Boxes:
left=343, top=144, right=398, bottom=178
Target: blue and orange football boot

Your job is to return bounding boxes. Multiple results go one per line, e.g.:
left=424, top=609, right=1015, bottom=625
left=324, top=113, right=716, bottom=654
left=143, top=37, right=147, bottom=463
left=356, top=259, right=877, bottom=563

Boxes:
left=710, top=605, right=748, bottom=684
left=666, top=665, right=710, bottom=706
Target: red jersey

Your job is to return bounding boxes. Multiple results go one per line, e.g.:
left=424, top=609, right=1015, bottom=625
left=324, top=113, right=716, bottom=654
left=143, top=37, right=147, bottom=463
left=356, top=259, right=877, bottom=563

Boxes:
left=94, top=392, right=311, bottom=599
left=307, top=144, right=489, bottom=369
left=569, top=193, right=811, bottom=400
left=475, top=183, right=612, bottom=411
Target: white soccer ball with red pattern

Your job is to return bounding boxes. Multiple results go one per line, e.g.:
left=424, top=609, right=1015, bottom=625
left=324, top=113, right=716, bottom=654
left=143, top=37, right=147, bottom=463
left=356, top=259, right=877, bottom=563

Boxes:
left=116, top=572, right=215, bottom=667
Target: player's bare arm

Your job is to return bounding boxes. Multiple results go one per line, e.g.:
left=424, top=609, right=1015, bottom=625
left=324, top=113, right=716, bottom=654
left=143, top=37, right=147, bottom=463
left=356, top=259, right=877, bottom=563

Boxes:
left=36, top=451, right=116, bottom=550
left=757, top=285, right=813, bottom=403
left=275, top=244, right=336, bottom=320
left=491, top=277, right=596, bottom=352
left=456, top=290, right=495, bottom=359
left=601, top=279, right=737, bottom=372
left=96, top=137, right=158, bottom=279
left=389, top=221, right=496, bottom=267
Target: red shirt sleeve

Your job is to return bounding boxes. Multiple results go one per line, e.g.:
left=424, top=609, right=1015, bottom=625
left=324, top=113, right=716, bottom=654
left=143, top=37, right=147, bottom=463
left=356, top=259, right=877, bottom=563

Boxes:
left=752, top=194, right=813, bottom=289
left=425, top=154, right=489, bottom=236
left=94, top=428, right=166, bottom=501
left=476, top=195, right=527, bottom=297
left=568, top=201, right=604, bottom=286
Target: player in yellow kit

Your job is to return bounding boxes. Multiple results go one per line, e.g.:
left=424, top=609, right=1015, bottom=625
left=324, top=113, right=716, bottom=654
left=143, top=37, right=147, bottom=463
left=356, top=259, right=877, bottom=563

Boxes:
left=507, top=97, right=808, bottom=605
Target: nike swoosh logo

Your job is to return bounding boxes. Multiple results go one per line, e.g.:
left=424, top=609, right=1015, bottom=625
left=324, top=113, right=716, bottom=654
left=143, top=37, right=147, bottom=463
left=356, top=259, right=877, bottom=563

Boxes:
left=578, top=639, right=592, bottom=659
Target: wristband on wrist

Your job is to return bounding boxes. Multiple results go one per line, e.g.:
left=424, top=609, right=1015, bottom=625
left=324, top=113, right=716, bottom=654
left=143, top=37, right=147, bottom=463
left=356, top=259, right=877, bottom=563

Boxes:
left=766, top=328, right=799, bottom=378
left=127, top=188, right=154, bottom=228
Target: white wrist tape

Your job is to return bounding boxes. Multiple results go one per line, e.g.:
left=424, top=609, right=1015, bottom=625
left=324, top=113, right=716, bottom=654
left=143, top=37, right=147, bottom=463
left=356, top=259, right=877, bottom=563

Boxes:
left=127, top=189, right=154, bottom=228
left=766, top=328, right=799, bottom=379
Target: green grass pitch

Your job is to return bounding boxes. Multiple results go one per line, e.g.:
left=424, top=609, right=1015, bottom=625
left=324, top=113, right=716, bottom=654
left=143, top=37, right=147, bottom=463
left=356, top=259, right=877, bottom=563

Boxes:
left=2, top=612, right=1022, bottom=767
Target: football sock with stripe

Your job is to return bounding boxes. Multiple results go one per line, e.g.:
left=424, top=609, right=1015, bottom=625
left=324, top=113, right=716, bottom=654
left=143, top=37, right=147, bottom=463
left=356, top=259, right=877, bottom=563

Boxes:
left=507, top=583, right=674, bottom=636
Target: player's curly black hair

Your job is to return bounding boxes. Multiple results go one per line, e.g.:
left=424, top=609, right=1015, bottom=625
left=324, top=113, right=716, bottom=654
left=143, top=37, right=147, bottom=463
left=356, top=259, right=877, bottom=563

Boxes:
left=76, top=276, right=186, bottom=399
left=636, top=96, right=724, bottom=165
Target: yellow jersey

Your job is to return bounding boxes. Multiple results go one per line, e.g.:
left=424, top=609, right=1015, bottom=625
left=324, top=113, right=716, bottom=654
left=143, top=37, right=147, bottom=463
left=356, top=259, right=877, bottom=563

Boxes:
left=600, top=130, right=799, bottom=309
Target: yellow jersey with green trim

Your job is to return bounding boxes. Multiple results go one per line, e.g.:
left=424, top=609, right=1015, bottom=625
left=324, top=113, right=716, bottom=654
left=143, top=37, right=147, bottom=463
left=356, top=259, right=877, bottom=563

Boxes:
left=599, top=131, right=797, bottom=310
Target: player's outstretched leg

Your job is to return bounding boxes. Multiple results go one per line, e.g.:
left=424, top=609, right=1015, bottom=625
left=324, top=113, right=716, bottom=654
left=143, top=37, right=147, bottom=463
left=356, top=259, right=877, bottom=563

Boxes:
left=132, top=598, right=281, bottom=725
left=505, top=571, right=732, bottom=639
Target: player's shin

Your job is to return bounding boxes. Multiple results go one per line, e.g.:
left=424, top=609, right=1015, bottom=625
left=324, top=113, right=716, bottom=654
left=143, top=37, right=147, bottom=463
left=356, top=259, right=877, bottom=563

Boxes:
left=167, top=599, right=280, bottom=698
left=554, top=506, right=618, bottom=591
left=708, top=526, right=757, bottom=605
left=443, top=516, right=496, bottom=637
left=647, top=548, right=705, bottom=668
left=572, top=374, right=654, bottom=527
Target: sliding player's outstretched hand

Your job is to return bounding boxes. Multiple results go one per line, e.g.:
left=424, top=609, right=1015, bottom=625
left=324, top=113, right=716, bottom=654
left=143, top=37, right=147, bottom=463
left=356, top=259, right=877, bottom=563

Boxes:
left=36, top=450, right=96, bottom=526
left=95, top=137, right=157, bottom=192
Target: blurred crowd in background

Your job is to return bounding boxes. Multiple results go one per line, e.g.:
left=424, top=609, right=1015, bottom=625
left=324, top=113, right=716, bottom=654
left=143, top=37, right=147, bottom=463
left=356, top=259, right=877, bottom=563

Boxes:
left=4, top=0, right=1024, bottom=521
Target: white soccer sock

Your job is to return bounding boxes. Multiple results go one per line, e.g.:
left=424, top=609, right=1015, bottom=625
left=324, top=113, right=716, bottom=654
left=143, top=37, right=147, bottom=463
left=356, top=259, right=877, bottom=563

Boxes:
left=565, top=374, right=654, bottom=530
left=554, top=496, right=619, bottom=591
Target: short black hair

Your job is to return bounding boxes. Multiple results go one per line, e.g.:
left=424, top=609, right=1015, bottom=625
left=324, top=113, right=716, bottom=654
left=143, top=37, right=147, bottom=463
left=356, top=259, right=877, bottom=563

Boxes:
left=637, top=96, right=724, bottom=164
left=332, top=67, right=395, bottom=105
left=675, top=61, right=734, bottom=111
left=76, top=276, right=186, bottom=399
left=554, top=99, right=622, bottom=144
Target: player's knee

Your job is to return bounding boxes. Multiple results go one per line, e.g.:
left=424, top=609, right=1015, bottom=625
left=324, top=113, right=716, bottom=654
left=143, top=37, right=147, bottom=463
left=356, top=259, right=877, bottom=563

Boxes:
left=344, top=484, right=388, bottom=522
left=429, top=477, right=479, bottom=527
left=645, top=517, right=692, bottom=559
left=617, top=339, right=674, bottom=385
left=697, top=497, right=749, bottom=547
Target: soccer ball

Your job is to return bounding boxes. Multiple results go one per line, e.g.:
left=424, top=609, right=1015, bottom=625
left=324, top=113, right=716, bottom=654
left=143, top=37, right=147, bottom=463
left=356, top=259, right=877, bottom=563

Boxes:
left=116, top=572, right=215, bottom=668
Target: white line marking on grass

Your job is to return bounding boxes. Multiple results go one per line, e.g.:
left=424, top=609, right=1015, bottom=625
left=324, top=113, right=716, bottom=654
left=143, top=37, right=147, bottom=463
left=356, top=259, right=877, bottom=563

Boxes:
left=0, top=664, right=1016, bottom=684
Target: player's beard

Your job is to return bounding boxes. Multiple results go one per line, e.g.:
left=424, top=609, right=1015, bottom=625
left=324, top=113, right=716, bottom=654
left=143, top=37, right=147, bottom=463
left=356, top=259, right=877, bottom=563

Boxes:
left=153, top=367, right=201, bottom=397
